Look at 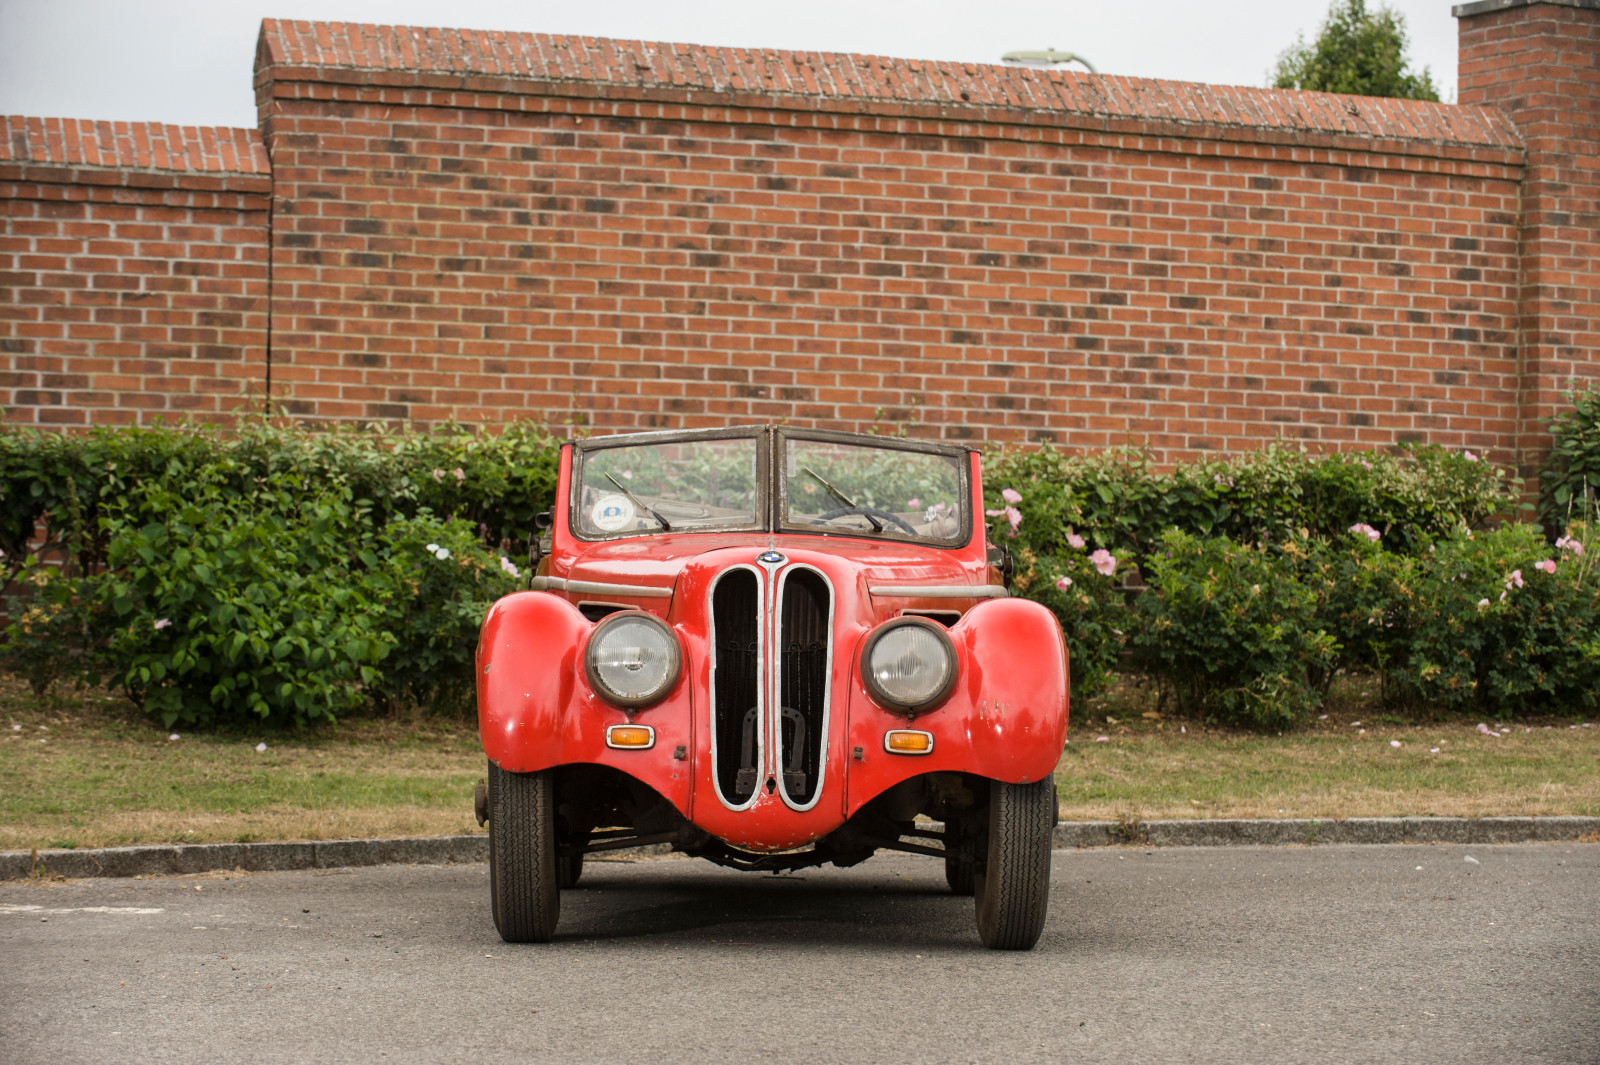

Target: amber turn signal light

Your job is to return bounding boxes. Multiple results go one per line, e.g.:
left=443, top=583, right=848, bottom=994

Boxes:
left=883, top=729, right=934, bottom=755
left=605, top=724, right=656, bottom=750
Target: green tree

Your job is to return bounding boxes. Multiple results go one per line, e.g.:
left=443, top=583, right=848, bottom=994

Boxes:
left=1271, top=0, right=1440, bottom=101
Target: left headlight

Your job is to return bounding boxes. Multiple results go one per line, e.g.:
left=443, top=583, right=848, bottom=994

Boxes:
left=584, top=611, right=683, bottom=710
left=860, top=617, right=957, bottom=715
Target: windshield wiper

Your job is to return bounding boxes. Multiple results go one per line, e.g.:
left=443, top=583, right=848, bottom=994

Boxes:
left=605, top=474, right=671, bottom=531
left=799, top=465, right=882, bottom=533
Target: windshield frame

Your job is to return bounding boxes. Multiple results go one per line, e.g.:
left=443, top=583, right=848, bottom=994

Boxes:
left=773, top=428, right=974, bottom=549
left=566, top=425, right=976, bottom=549
left=568, top=425, right=770, bottom=543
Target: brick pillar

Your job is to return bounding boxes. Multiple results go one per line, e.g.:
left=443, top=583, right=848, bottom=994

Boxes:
left=1456, top=0, right=1600, bottom=478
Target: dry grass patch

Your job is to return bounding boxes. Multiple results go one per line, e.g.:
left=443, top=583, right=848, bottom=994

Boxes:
left=0, top=678, right=484, bottom=851
left=1059, top=701, right=1600, bottom=821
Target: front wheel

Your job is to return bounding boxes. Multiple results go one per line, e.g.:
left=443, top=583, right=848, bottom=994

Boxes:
left=974, top=779, right=1056, bottom=950
left=487, top=761, right=561, bottom=943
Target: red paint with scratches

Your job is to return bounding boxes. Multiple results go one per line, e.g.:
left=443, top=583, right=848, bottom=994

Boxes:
left=477, top=439, right=1068, bottom=852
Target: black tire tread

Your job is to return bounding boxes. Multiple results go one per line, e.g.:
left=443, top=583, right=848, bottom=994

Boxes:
left=975, top=778, right=1055, bottom=950
left=488, top=761, right=560, bottom=943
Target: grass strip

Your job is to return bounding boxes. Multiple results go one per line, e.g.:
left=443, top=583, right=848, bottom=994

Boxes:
left=1, top=681, right=1596, bottom=851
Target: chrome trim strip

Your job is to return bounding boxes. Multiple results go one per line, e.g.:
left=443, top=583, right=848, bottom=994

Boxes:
left=754, top=553, right=786, bottom=794
left=605, top=724, right=656, bottom=750
left=775, top=564, right=834, bottom=814
left=869, top=584, right=1009, bottom=599
left=708, top=565, right=764, bottom=812
left=530, top=577, right=673, bottom=598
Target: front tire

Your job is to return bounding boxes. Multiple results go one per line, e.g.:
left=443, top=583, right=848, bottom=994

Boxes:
left=487, top=761, right=560, bottom=943
left=974, top=779, right=1056, bottom=950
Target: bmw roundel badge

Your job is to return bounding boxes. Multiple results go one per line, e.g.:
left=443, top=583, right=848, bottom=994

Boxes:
left=757, top=550, right=786, bottom=565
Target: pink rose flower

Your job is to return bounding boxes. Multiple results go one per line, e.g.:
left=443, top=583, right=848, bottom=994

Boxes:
left=153, top=618, right=172, bottom=631
left=452, top=467, right=466, bottom=482
left=1535, top=559, right=1557, bottom=575
left=1004, top=506, right=1022, bottom=534
left=1001, top=488, right=1022, bottom=505
left=1055, top=576, right=1073, bottom=591
left=1464, top=450, right=1479, bottom=462
left=1506, top=569, right=1524, bottom=589
left=1349, top=523, right=1381, bottom=542
left=1090, top=549, right=1117, bottom=577
left=1557, top=536, right=1584, bottom=556
left=1066, top=533, right=1086, bottom=550
left=906, top=498, right=921, bottom=510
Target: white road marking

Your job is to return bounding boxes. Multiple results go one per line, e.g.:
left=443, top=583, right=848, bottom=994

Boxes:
left=0, top=903, right=165, bottom=915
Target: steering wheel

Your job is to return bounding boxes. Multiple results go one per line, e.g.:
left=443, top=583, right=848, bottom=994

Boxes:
left=811, top=505, right=918, bottom=535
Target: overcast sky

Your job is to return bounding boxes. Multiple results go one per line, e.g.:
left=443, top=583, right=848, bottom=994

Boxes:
left=0, top=0, right=1463, bottom=130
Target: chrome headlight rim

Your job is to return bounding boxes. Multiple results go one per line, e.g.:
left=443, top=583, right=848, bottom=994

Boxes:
left=583, top=610, right=683, bottom=710
left=859, top=616, right=958, bottom=715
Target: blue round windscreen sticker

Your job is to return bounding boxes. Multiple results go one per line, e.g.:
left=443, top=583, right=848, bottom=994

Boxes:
left=590, top=493, right=637, bottom=532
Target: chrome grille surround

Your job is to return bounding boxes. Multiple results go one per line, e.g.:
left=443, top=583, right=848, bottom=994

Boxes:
left=708, top=565, right=764, bottom=810
left=706, top=559, right=836, bottom=813
left=775, top=565, right=834, bottom=812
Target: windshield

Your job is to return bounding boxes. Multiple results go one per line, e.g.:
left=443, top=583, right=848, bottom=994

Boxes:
left=780, top=437, right=966, bottom=544
left=574, top=437, right=762, bottom=538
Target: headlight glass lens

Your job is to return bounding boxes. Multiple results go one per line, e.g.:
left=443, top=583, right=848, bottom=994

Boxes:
left=586, top=614, right=681, bottom=708
left=865, top=621, right=955, bottom=710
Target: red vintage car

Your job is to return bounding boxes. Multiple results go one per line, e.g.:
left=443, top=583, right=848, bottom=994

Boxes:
left=475, top=426, right=1068, bottom=949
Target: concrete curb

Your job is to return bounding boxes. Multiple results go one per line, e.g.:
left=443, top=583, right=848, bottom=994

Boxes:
left=1052, top=816, right=1600, bottom=849
left=0, top=836, right=489, bottom=881
left=3, top=817, right=1596, bottom=880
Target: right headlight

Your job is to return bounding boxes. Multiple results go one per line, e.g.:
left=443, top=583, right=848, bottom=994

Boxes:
left=584, top=611, right=682, bottom=710
left=860, top=617, right=957, bottom=715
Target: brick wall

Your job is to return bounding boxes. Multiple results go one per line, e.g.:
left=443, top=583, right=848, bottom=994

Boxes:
left=258, top=99, right=1529, bottom=457
left=252, top=20, right=1533, bottom=463
left=0, top=119, right=270, bottom=426
left=1458, top=0, right=1600, bottom=469
left=3, top=3, right=1597, bottom=471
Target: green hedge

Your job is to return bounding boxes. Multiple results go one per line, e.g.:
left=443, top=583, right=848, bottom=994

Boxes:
left=1130, top=525, right=1598, bottom=727
left=984, top=441, right=1514, bottom=561
left=4, top=422, right=1591, bottom=731
left=0, top=421, right=550, bottom=726
left=983, top=442, right=1518, bottom=701
left=0, top=419, right=558, bottom=578
left=1540, top=384, right=1600, bottom=534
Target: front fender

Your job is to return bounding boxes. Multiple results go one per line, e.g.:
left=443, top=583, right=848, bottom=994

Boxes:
left=475, top=592, right=696, bottom=814
left=844, top=595, right=1069, bottom=816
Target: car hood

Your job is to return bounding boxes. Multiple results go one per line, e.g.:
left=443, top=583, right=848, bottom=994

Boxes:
left=557, top=533, right=993, bottom=598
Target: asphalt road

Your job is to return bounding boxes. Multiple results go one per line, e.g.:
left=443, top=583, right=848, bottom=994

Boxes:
left=2, top=843, right=1596, bottom=1065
